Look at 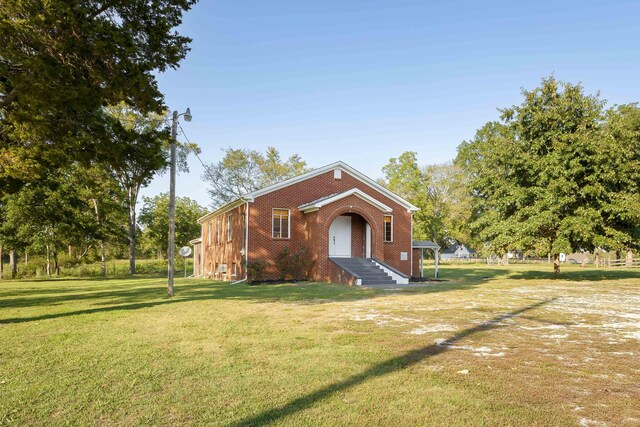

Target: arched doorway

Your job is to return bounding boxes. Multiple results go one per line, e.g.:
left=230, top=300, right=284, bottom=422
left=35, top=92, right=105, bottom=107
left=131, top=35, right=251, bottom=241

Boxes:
left=328, top=213, right=372, bottom=258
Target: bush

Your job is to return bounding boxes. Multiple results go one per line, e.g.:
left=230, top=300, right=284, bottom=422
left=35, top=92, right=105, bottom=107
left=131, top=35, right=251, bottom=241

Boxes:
left=275, top=248, right=292, bottom=280
left=247, top=258, right=267, bottom=283
left=290, top=247, right=313, bottom=280
left=275, top=247, right=313, bottom=280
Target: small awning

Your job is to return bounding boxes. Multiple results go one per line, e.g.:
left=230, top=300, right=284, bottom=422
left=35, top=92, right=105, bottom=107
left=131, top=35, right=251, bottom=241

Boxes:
left=412, top=240, right=440, bottom=250
left=189, top=238, right=202, bottom=245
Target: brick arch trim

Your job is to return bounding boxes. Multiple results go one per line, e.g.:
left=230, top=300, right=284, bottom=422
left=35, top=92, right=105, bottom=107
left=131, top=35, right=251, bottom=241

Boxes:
left=323, top=206, right=381, bottom=242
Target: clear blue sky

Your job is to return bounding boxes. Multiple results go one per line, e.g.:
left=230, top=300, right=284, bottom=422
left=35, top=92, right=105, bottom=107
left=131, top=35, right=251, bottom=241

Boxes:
left=145, top=0, right=640, bottom=208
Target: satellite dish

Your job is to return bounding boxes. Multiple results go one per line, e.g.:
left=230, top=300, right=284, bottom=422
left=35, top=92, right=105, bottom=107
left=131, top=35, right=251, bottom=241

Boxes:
left=179, top=246, right=192, bottom=257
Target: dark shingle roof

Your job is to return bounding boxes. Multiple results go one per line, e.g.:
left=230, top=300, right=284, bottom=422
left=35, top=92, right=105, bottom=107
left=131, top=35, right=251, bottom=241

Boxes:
left=412, top=240, right=440, bottom=249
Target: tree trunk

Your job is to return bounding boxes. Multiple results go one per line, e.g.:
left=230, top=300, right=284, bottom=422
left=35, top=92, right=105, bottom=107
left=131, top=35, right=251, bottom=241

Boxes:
left=128, top=202, right=137, bottom=274
left=90, top=197, right=108, bottom=276
left=54, top=251, right=60, bottom=275
left=24, top=251, right=28, bottom=266
left=68, top=245, right=72, bottom=257
left=100, top=241, right=107, bottom=276
left=553, top=254, right=561, bottom=275
left=0, top=244, right=3, bottom=279
left=626, top=250, right=633, bottom=267
left=46, top=245, right=51, bottom=276
left=10, top=250, right=17, bottom=279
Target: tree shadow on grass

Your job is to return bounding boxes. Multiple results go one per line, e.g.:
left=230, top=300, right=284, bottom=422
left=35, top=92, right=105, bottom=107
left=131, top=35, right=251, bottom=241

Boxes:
left=0, top=275, right=164, bottom=297
left=0, top=281, right=386, bottom=323
left=0, top=268, right=496, bottom=314
left=229, top=298, right=557, bottom=427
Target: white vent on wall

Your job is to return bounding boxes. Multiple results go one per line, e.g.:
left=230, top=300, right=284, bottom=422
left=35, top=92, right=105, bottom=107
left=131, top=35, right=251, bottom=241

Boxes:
left=218, top=264, right=227, bottom=273
left=400, top=252, right=408, bottom=261
left=334, top=169, right=342, bottom=179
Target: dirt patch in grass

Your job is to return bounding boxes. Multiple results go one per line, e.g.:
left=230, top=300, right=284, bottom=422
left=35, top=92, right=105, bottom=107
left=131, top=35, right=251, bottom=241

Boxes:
left=1, top=265, right=639, bottom=426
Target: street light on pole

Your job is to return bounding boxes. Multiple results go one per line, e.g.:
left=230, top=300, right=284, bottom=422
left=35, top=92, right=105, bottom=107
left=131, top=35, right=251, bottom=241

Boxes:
left=168, top=107, right=192, bottom=297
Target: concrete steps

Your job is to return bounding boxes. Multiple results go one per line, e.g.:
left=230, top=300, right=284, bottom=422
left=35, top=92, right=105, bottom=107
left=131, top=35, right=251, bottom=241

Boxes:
left=329, top=257, right=398, bottom=286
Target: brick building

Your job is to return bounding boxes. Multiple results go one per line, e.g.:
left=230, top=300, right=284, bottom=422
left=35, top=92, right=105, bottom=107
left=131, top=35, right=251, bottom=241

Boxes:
left=192, top=161, right=419, bottom=285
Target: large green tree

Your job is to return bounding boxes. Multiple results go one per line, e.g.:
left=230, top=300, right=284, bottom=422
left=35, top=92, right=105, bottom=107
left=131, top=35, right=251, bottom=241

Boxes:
left=103, top=102, right=198, bottom=274
left=203, top=147, right=308, bottom=208
left=0, top=168, right=99, bottom=275
left=423, top=162, right=473, bottom=246
left=139, top=193, right=207, bottom=258
left=457, top=76, right=612, bottom=273
left=73, top=164, right=129, bottom=275
left=380, top=152, right=433, bottom=241
left=0, top=0, right=197, bottom=193
left=599, top=103, right=640, bottom=254
left=104, top=103, right=169, bottom=274
left=380, top=152, right=471, bottom=247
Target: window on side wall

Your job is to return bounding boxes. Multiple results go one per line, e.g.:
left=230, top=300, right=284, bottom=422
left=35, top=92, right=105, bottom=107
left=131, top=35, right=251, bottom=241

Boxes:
left=216, top=218, right=221, bottom=244
left=227, top=213, right=233, bottom=241
left=207, top=223, right=212, bottom=246
left=272, top=209, right=290, bottom=239
left=384, top=215, right=393, bottom=242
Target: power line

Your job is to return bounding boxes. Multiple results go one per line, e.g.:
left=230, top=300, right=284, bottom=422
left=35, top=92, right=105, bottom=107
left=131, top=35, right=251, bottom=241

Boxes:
left=178, top=122, right=208, bottom=170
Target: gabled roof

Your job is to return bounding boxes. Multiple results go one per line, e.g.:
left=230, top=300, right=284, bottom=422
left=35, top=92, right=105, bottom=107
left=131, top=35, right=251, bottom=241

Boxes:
left=245, top=161, right=419, bottom=213
left=298, top=188, right=393, bottom=213
left=442, top=243, right=476, bottom=254
left=197, top=161, right=420, bottom=223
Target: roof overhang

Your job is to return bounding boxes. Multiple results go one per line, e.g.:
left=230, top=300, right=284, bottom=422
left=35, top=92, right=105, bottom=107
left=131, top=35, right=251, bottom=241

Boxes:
left=189, top=238, right=202, bottom=245
left=298, top=188, right=393, bottom=213
left=197, top=198, right=248, bottom=224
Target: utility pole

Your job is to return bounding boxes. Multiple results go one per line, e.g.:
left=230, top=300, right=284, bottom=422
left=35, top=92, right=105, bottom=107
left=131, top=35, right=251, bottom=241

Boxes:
left=168, top=110, right=178, bottom=297
left=167, top=108, right=192, bottom=297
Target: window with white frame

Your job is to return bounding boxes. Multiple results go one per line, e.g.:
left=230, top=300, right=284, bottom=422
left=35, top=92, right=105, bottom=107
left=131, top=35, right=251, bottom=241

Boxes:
left=227, top=213, right=233, bottom=241
left=216, top=218, right=221, bottom=244
left=272, top=208, right=290, bottom=239
left=207, top=223, right=212, bottom=246
left=384, top=215, right=393, bottom=242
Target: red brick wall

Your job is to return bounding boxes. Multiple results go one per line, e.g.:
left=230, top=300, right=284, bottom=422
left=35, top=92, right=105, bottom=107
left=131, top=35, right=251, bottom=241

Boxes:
left=327, top=260, right=359, bottom=286
left=200, top=203, right=247, bottom=281
left=247, top=169, right=414, bottom=282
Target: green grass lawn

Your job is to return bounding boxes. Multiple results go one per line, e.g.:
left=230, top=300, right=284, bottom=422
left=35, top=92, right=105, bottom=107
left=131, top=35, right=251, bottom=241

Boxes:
left=1, top=265, right=639, bottom=426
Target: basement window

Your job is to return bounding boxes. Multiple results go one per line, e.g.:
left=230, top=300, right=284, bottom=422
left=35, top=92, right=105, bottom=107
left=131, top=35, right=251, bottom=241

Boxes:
left=272, top=208, right=290, bottom=239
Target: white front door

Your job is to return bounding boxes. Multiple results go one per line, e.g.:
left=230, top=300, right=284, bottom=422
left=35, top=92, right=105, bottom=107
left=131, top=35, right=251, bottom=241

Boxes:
left=329, top=215, right=352, bottom=257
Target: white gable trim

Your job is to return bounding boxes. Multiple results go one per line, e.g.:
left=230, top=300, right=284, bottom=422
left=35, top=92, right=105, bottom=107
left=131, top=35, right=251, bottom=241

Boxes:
left=298, top=188, right=393, bottom=213
left=246, top=161, right=419, bottom=212
left=197, top=198, right=247, bottom=224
